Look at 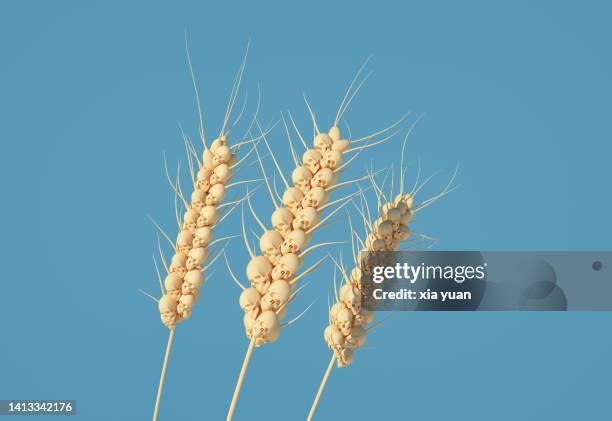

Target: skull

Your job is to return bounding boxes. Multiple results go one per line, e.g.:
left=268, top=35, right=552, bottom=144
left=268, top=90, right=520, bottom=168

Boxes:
left=196, top=178, right=210, bottom=192
left=346, top=325, right=367, bottom=349
left=301, top=187, right=327, bottom=208
left=181, top=270, right=204, bottom=295
left=271, top=208, right=294, bottom=238
left=239, top=287, right=262, bottom=318
left=211, top=163, right=232, bottom=184
left=202, top=148, right=215, bottom=171
left=164, top=274, right=183, bottom=301
left=302, top=149, right=322, bottom=174
left=291, top=166, right=313, bottom=194
left=210, top=136, right=228, bottom=152
left=372, top=239, right=386, bottom=252
left=311, top=168, right=335, bottom=189
left=169, top=252, right=188, bottom=278
left=177, top=293, right=197, bottom=319
left=176, top=230, right=194, bottom=254
left=212, top=145, right=232, bottom=166
left=182, top=209, right=200, bottom=232
left=386, top=208, right=402, bottom=230
left=292, top=207, right=319, bottom=231
left=260, top=280, right=291, bottom=312
left=400, top=209, right=414, bottom=225
left=280, top=229, right=307, bottom=255
left=349, top=267, right=363, bottom=289
left=320, top=150, right=343, bottom=169
left=314, top=133, right=333, bottom=154
left=244, top=312, right=257, bottom=338
left=205, top=184, right=226, bottom=206
left=271, top=253, right=301, bottom=281
left=282, top=188, right=304, bottom=216
left=246, top=256, right=272, bottom=284
left=328, top=125, right=341, bottom=142
left=330, top=302, right=354, bottom=336
left=158, top=295, right=178, bottom=327
left=376, top=221, right=394, bottom=245
left=187, top=247, right=208, bottom=269
left=354, top=309, right=375, bottom=326
left=394, top=195, right=409, bottom=214
left=191, top=189, right=207, bottom=211
left=332, top=139, right=350, bottom=152
left=198, top=205, right=219, bottom=227
left=324, top=325, right=345, bottom=350
left=340, top=283, right=362, bottom=315
left=403, top=194, right=415, bottom=210
left=193, top=227, right=213, bottom=248
left=252, top=310, right=280, bottom=346
left=394, top=225, right=411, bottom=241
left=337, top=347, right=354, bottom=368
left=259, top=230, right=283, bottom=265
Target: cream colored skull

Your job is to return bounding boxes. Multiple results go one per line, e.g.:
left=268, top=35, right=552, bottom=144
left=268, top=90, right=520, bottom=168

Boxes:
left=320, top=150, right=343, bottom=169
left=244, top=312, right=257, bottom=338
left=246, top=256, right=272, bottom=284
left=328, top=125, right=341, bottom=142
left=259, top=230, right=283, bottom=265
left=311, top=168, right=335, bottom=189
left=239, top=287, right=261, bottom=317
left=196, top=178, right=210, bottom=192
left=330, top=302, right=354, bottom=336
left=280, top=229, right=307, bottom=255
left=198, top=205, right=219, bottom=227
left=395, top=225, right=410, bottom=241
left=301, top=187, right=327, bottom=208
left=340, top=283, right=362, bottom=315
left=158, top=295, right=178, bottom=327
left=337, top=347, right=354, bottom=367
left=169, top=252, right=188, bottom=278
left=324, top=325, right=345, bottom=350
left=187, top=247, right=208, bottom=269
left=332, top=139, right=350, bottom=152
left=292, top=166, right=313, bottom=193
left=205, top=184, right=226, bottom=206
left=212, top=145, right=232, bottom=166
left=372, top=239, right=386, bottom=252
left=164, top=274, right=183, bottom=301
left=346, top=325, right=367, bottom=349
left=212, top=163, right=232, bottom=184
left=292, top=207, right=319, bottom=231
left=210, top=136, right=228, bottom=152
left=260, top=280, right=291, bottom=312
left=182, top=209, right=200, bottom=232
left=314, top=133, right=333, bottom=154
left=349, top=267, right=363, bottom=288
left=182, top=270, right=203, bottom=295
left=193, top=227, right=213, bottom=248
left=176, top=230, right=194, bottom=254
left=400, top=209, right=414, bottom=225
left=271, top=208, right=294, bottom=238
left=282, top=187, right=304, bottom=216
left=271, top=253, right=301, bottom=280
left=191, top=189, right=206, bottom=210
left=386, top=208, right=402, bottom=230
left=252, top=310, right=280, bottom=346
left=302, top=149, right=322, bottom=174
left=376, top=220, right=394, bottom=244
left=203, top=148, right=215, bottom=171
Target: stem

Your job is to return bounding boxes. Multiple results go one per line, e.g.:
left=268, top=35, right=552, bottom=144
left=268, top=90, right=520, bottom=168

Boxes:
left=307, top=354, right=336, bottom=421
left=226, top=337, right=256, bottom=421
left=153, top=327, right=175, bottom=421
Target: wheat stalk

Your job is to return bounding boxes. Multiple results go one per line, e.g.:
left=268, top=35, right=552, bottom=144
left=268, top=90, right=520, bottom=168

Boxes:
left=225, top=62, right=409, bottom=420
left=306, top=136, right=458, bottom=420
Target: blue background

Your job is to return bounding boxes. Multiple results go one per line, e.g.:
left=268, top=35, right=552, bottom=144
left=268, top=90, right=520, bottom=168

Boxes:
left=1, top=1, right=611, bottom=420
